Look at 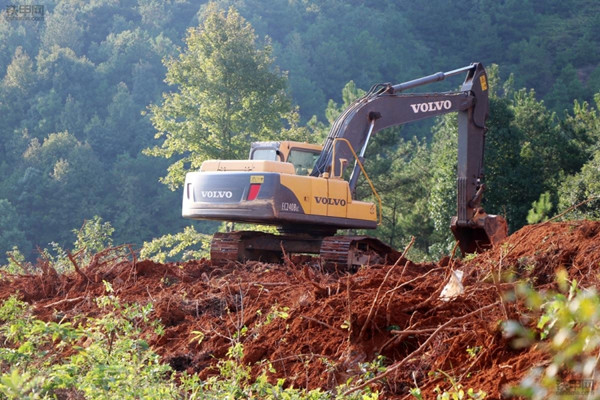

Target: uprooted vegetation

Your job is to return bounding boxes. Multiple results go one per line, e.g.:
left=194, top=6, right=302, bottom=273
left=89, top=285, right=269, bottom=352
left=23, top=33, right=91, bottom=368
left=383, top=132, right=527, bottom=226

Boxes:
left=1, top=220, right=600, bottom=399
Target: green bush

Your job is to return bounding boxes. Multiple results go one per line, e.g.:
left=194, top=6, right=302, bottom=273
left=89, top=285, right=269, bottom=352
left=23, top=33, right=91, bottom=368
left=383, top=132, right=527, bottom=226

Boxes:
left=0, top=294, right=176, bottom=399
left=504, top=272, right=600, bottom=399
left=0, top=293, right=382, bottom=399
left=140, top=225, right=211, bottom=262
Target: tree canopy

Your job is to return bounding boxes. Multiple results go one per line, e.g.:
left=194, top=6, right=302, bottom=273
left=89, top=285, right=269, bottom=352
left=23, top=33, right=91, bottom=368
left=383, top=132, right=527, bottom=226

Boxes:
left=146, top=4, right=291, bottom=189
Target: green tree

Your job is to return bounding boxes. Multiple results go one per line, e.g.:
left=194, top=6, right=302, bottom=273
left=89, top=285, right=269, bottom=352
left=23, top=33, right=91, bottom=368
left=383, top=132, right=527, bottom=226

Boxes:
left=372, top=137, right=434, bottom=256
left=146, top=4, right=291, bottom=189
left=41, top=5, right=85, bottom=54
left=18, top=132, right=108, bottom=249
left=137, top=0, right=172, bottom=32
left=88, top=82, right=148, bottom=162
left=507, top=38, right=553, bottom=94
left=73, top=216, right=114, bottom=258
left=30, top=46, right=96, bottom=139
left=560, top=95, right=600, bottom=165
left=510, top=87, right=591, bottom=226
left=2, top=47, right=36, bottom=94
left=0, top=199, right=31, bottom=258
left=58, top=94, right=86, bottom=137
left=0, top=48, right=37, bottom=163
left=106, top=153, right=202, bottom=247
left=544, top=64, right=587, bottom=114
left=428, top=113, right=460, bottom=251
left=558, top=152, right=600, bottom=219
left=483, top=95, right=529, bottom=230
left=95, top=28, right=156, bottom=85
left=526, top=191, right=553, bottom=224
left=278, top=32, right=325, bottom=120
left=557, top=93, right=600, bottom=219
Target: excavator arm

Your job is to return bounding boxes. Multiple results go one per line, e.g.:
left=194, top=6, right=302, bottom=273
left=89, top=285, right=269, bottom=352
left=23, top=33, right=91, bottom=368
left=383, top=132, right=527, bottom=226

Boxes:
left=312, top=63, right=507, bottom=254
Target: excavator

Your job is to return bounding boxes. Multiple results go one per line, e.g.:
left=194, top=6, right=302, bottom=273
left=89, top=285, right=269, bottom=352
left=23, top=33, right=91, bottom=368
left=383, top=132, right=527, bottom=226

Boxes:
left=182, top=62, right=508, bottom=269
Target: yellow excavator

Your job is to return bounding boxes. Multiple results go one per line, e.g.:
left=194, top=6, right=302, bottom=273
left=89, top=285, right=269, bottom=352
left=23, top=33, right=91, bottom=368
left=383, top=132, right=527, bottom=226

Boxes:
left=182, top=63, right=507, bottom=269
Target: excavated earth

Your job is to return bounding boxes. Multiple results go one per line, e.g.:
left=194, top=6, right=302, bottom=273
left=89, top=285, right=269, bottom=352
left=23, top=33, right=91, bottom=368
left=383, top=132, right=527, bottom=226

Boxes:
left=1, top=220, right=600, bottom=398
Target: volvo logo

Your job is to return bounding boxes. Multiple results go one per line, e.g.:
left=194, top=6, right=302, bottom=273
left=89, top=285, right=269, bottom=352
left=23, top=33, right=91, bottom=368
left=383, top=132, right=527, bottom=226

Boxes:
left=410, top=100, right=452, bottom=113
left=201, top=190, right=233, bottom=199
left=315, top=196, right=346, bottom=206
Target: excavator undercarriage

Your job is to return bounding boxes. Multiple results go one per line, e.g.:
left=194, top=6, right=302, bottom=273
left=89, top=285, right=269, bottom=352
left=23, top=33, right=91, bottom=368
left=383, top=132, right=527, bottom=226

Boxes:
left=210, top=231, right=400, bottom=272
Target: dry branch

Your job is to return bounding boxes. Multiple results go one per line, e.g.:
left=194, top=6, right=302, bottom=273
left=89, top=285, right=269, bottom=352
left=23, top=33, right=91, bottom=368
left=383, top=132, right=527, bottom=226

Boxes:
left=67, top=250, right=90, bottom=282
left=384, top=266, right=442, bottom=296
left=7, top=254, right=28, bottom=273
left=300, top=315, right=341, bottom=332
left=544, top=195, right=600, bottom=223
left=357, top=236, right=415, bottom=341
left=44, top=295, right=85, bottom=308
left=343, top=301, right=501, bottom=396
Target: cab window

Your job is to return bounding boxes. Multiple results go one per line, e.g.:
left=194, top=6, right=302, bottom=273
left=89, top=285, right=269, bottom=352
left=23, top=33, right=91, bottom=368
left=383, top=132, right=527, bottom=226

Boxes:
left=287, top=148, right=320, bottom=175
left=250, top=148, right=283, bottom=161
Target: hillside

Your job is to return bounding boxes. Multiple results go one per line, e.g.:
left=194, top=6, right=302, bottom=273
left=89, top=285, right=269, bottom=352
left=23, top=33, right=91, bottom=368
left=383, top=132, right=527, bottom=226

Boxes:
left=2, top=220, right=599, bottom=398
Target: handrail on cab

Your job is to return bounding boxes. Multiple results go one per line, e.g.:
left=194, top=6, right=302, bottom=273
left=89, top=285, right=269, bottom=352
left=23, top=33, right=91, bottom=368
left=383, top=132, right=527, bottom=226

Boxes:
left=330, top=137, right=382, bottom=225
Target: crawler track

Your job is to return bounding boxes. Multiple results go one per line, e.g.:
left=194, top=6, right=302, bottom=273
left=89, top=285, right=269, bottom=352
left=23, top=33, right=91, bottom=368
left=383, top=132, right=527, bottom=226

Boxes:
left=210, top=231, right=399, bottom=271
left=210, top=232, right=243, bottom=265
left=320, top=236, right=400, bottom=272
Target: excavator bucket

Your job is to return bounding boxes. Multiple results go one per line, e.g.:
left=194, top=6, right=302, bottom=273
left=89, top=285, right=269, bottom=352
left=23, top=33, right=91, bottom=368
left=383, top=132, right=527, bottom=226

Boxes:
left=450, top=211, right=508, bottom=255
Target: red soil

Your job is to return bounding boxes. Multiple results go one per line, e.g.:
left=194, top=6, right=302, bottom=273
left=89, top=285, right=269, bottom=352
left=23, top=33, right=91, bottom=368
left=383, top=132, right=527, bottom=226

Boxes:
left=2, top=220, right=599, bottom=398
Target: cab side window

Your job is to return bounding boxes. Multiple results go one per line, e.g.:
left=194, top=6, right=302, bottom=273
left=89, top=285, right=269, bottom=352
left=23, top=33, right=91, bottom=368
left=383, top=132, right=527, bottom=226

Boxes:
left=251, top=148, right=280, bottom=161
left=287, top=149, right=320, bottom=175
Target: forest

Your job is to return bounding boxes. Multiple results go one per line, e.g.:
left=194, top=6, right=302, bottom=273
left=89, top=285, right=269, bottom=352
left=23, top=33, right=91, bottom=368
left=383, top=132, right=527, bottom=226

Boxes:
left=1, top=0, right=600, bottom=261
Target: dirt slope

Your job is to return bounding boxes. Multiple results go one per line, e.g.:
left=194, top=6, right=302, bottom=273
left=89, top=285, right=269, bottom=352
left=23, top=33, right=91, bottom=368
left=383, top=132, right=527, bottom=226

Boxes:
left=1, top=220, right=599, bottom=398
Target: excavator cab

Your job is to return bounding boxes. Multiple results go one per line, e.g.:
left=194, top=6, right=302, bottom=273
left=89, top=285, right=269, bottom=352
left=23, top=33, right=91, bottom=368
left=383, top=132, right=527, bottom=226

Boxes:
left=250, top=141, right=322, bottom=175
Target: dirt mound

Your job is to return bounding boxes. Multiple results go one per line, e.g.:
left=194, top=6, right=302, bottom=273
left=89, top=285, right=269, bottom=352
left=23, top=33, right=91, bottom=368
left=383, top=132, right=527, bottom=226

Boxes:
left=468, top=220, right=600, bottom=286
left=1, top=220, right=600, bottom=398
